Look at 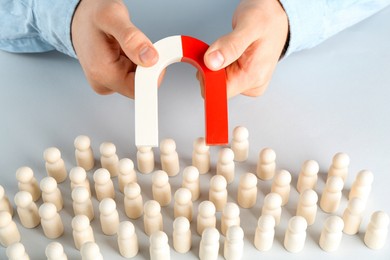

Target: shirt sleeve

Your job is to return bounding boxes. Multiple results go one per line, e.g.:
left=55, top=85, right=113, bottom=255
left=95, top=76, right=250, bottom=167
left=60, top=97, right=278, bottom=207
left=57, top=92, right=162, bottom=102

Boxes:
left=0, top=0, right=80, bottom=58
left=279, top=0, right=390, bottom=56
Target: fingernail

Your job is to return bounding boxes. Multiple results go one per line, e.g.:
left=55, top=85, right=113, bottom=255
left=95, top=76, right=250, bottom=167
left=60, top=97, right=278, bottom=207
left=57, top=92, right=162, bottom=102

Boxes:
left=139, top=45, right=157, bottom=65
left=208, top=50, right=224, bottom=69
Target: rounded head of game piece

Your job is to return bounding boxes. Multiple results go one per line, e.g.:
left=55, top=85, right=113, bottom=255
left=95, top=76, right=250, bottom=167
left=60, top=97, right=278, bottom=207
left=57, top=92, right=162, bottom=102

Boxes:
left=40, top=177, right=57, bottom=193
left=259, top=148, right=276, bottom=163
left=6, top=242, right=26, bottom=258
left=44, top=147, right=61, bottom=163
left=14, top=191, right=33, bottom=208
left=222, top=202, right=240, bottom=218
left=81, top=242, right=101, bottom=258
left=74, top=135, right=91, bottom=150
left=218, top=148, right=234, bottom=163
left=118, top=221, right=135, bottom=238
left=201, top=227, right=220, bottom=243
left=226, top=225, right=244, bottom=240
left=332, top=152, right=350, bottom=167
left=275, top=170, right=292, bottom=185
left=69, top=167, right=87, bottom=184
left=370, top=211, right=390, bottom=228
left=174, top=188, right=192, bottom=204
left=99, top=198, right=116, bottom=215
left=324, top=216, right=344, bottom=232
left=124, top=182, right=141, bottom=198
left=183, top=166, right=199, bottom=182
left=72, top=215, right=90, bottom=231
left=301, top=189, right=318, bottom=205
left=160, top=138, right=176, bottom=154
left=302, top=160, right=320, bottom=176
left=210, top=175, right=227, bottom=191
left=233, top=126, right=249, bottom=141
left=198, top=201, right=216, bottom=217
left=288, top=216, right=307, bottom=233
left=15, top=166, right=34, bottom=182
left=39, top=203, right=57, bottom=219
left=99, top=142, right=116, bottom=156
left=137, top=146, right=152, bottom=153
left=0, top=211, right=12, bottom=227
left=347, top=197, right=365, bottom=214
left=144, top=200, right=161, bottom=216
left=264, top=193, right=282, bottom=208
left=356, top=170, right=374, bottom=184
left=152, top=170, right=169, bottom=186
left=150, top=231, right=168, bottom=247
left=257, top=214, right=276, bottom=230
left=240, top=172, right=257, bottom=188
left=45, top=242, right=64, bottom=258
left=118, top=158, right=134, bottom=174
left=72, top=186, right=89, bottom=202
left=93, top=168, right=110, bottom=184
left=193, top=137, right=209, bottom=153
left=0, top=185, right=4, bottom=199
left=173, top=216, right=190, bottom=232
left=326, top=176, right=344, bottom=192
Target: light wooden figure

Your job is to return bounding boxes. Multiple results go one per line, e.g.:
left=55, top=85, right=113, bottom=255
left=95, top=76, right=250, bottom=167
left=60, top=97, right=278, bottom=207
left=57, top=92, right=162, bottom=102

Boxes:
left=6, top=242, right=29, bottom=260
left=74, top=135, right=95, bottom=171
left=0, top=185, right=13, bottom=216
left=39, top=202, right=64, bottom=239
left=328, top=152, right=350, bottom=182
left=149, top=231, right=170, bottom=260
left=271, top=169, right=292, bottom=206
left=144, top=200, right=163, bottom=236
left=117, top=221, right=139, bottom=258
left=44, top=147, right=67, bottom=183
left=319, top=215, right=344, bottom=252
left=69, top=167, right=91, bottom=197
left=320, top=176, right=344, bottom=213
left=216, top=148, right=235, bottom=184
left=174, top=188, right=193, bottom=222
left=296, top=189, right=318, bottom=226
left=72, top=215, right=95, bottom=250
left=221, top=202, right=240, bottom=236
left=118, top=158, right=137, bottom=193
left=197, top=201, right=216, bottom=235
left=349, top=169, right=373, bottom=203
left=40, top=176, right=63, bottom=211
left=231, top=126, right=249, bottom=162
left=182, top=166, right=200, bottom=201
left=256, top=148, right=276, bottom=180
left=343, top=197, right=365, bottom=235
left=364, top=211, right=389, bottom=250
left=0, top=211, right=20, bottom=247
left=137, top=146, right=154, bottom=174
left=152, top=170, right=172, bottom=206
left=45, top=242, right=68, bottom=260
left=192, top=137, right=210, bottom=174
left=124, top=182, right=143, bottom=219
left=296, top=160, right=319, bottom=193
left=284, top=216, right=308, bottom=253
left=99, top=198, right=119, bottom=235
left=224, top=225, right=244, bottom=260
left=160, top=138, right=180, bottom=176
left=199, top=227, right=220, bottom=260
left=80, top=242, right=103, bottom=260
left=14, top=191, right=40, bottom=228
left=15, top=166, right=40, bottom=202
left=72, top=186, right=94, bottom=221
left=93, top=168, right=115, bottom=201
left=173, top=216, right=191, bottom=253
left=261, top=193, right=282, bottom=225
left=254, top=214, right=276, bottom=251
left=209, top=175, right=227, bottom=212
left=237, top=172, right=257, bottom=208
left=99, top=142, right=119, bottom=177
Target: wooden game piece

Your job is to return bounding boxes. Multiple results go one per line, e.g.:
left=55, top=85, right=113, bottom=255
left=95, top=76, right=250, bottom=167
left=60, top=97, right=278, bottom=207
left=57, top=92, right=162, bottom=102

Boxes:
left=45, top=242, right=68, bottom=260
left=160, top=138, right=180, bottom=176
left=261, top=193, right=282, bottom=225
left=149, top=231, right=170, bottom=260
left=72, top=215, right=95, bottom=250
left=15, top=166, right=41, bottom=202
left=0, top=185, right=13, bottom=216
left=40, top=176, right=63, bottom=211
left=192, top=137, right=210, bottom=174
left=343, top=197, right=365, bottom=235
left=296, top=189, right=318, bottom=226
left=14, top=191, right=40, bottom=228
left=349, top=169, right=373, bottom=203
left=271, top=169, right=292, bottom=206
left=72, top=186, right=94, bottom=221
left=93, top=168, right=115, bottom=201
left=224, top=225, right=244, bottom=260
left=99, top=198, right=119, bottom=235
left=254, top=214, right=276, bottom=251
left=99, top=142, right=119, bottom=177
left=328, top=152, right=350, bottom=182
left=117, top=221, right=139, bottom=258
left=173, top=216, right=191, bottom=253
left=74, top=135, right=95, bottom=171
left=216, top=148, right=235, bottom=184
left=182, top=166, right=200, bottom=201
left=118, top=158, right=137, bottom=193
left=319, top=215, right=344, bottom=252
left=43, top=147, right=67, bottom=183
left=69, top=167, right=91, bottom=197
left=144, top=200, right=163, bottom=236
left=209, top=175, right=228, bottom=212
left=256, top=148, right=276, bottom=180
left=364, top=211, right=389, bottom=250
left=199, top=227, right=220, bottom=260
left=0, top=211, right=20, bottom=247
left=237, top=172, right=257, bottom=208
left=320, top=176, right=344, bottom=213
left=221, top=202, right=240, bottom=236
left=6, top=242, right=29, bottom=260
left=174, top=188, right=193, bottom=222
left=80, top=242, right=103, bottom=260
left=124, top=182, right=143, bottom=219
left=152, top=170, right=172, bottom=206
left=284, top=216, right=308, bottom=253
left=197, top=201, right=216, bottom=235
left=231, top=126, right=249, bottom=162
left=137, top=146, right=155, bottom=174
left=296, top=160, right=319, bottom=193
left=39, top=202, right=64, bottom=239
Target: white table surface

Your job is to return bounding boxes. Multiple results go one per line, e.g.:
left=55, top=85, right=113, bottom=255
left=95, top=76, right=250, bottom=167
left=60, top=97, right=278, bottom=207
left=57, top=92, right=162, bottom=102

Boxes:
left=0, top=1, right=389, bottom=259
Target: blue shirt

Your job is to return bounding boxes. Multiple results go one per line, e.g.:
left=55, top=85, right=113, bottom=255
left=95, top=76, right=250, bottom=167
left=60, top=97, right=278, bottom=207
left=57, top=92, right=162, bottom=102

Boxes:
left=1, top=0, right=390, bottom=58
